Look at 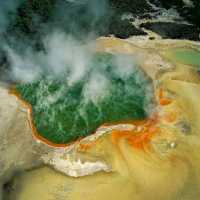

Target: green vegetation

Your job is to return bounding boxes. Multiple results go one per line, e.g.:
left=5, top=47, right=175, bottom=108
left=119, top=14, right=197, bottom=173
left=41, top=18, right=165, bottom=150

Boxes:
left=16, top=53, right=154, bottom=144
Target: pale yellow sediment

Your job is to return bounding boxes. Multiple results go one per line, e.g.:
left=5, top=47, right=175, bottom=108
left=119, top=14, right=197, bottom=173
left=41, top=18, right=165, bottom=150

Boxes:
left=7, top=37, right=200, bottom=200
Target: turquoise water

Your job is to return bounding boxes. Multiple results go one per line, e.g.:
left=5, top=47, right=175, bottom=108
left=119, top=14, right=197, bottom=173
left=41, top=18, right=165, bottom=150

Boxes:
left=169, top=48, right=200, bottom=67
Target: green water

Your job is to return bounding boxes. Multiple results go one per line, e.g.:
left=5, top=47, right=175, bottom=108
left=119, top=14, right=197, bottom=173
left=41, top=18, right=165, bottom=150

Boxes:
left=169, top=48, right=200, bottom=67
left=16, top=53, right=154, bottom=144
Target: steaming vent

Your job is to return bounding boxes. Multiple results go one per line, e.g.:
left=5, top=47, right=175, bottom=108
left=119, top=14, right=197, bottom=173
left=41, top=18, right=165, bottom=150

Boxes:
left=12, top=36, right=154, bottom=144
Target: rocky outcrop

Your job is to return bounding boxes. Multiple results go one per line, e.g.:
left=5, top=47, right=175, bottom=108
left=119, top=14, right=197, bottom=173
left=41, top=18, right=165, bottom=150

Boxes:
left=140, top=22, right=200, bottom=41
left=154, top=0, right=200, bottom=27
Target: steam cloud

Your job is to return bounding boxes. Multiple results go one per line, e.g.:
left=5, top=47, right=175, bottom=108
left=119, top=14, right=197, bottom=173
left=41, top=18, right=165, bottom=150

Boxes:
left=0, top=0, right=154, bottom=116
left=3, top=30, right=154, bottom=122
left=0, top=0, right=111, bottom=82
left=0, top=1, right=155, bottom=198
left=0, top=0, right=22, bottom=34
left=0, top=0, right=155, bottom=121
left=5, top=32, right=93, bottom=83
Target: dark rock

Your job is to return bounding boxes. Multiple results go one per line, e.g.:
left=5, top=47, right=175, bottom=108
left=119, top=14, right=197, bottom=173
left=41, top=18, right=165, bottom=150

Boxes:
left=141, top=22, right=200, bottom=41
left=3, top=0, right=200, bottom=48
left=0, top=50, right=11, bottom=82
left=152, top=0, right=200, bottom=27
left=154, top=0, right=184, bottom=9
left=6, top=0, right=150, bottom=48
left=107, top=18, right=147, bottom=39
left=110, top=0, right=154, bottom=16
left=149, top=36, right=155, bottom=40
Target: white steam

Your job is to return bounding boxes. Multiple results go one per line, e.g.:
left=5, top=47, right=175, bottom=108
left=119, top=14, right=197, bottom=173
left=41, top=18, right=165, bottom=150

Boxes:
left=114, top=54, right=137, bottom=79
left=0, top=0, right=22, bottom=33
left=4, top=30, right=154, bottom=116
left=83, top=73, right=110, bottom=103
left=44, top=32, right=92, bottom=85
left=5, top=31, right=94, bottom=84
left=5, top=47, right=42, bottom=83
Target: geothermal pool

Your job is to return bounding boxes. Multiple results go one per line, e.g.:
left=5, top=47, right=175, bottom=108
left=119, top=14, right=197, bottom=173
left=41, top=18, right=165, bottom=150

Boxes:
left=3, top=38, right=200, bottom=200
left=167, top=48, right=200, bottom=67
left=14, top=52, right=153, bottom=145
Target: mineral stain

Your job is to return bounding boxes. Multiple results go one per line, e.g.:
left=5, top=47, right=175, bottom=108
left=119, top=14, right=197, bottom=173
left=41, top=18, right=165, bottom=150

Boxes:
left=15, top=53, right=154, bottom=144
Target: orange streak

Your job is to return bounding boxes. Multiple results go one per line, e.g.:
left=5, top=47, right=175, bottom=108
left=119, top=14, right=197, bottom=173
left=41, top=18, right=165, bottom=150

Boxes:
left=159, top=98, right=172, bottom=106
left=159, top=88, right=164, bottom=99
left=158, top=88, right=173, bottom=106
left=111, top=116, right=160, bottom=150
left=79, top=140, right=98, bottom=151
left=9, top=87, right=76, bottom=148
left=9, top=87, right=160, bottom=149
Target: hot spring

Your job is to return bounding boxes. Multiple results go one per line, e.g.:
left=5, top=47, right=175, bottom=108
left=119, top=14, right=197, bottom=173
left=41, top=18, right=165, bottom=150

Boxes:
left=14, top=52, right=154, bottom=145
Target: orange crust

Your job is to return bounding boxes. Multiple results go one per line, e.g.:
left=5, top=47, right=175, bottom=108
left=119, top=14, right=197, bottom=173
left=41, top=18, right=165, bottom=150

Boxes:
left=9, top=86, right=160, bottom=149
left=111, top=116, right=160, bottom=150
left=79, top=140, right=98, bottom=151
left=9, top=87, right=75, bottom=147
left=159, top=88, right=173, bottom=106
